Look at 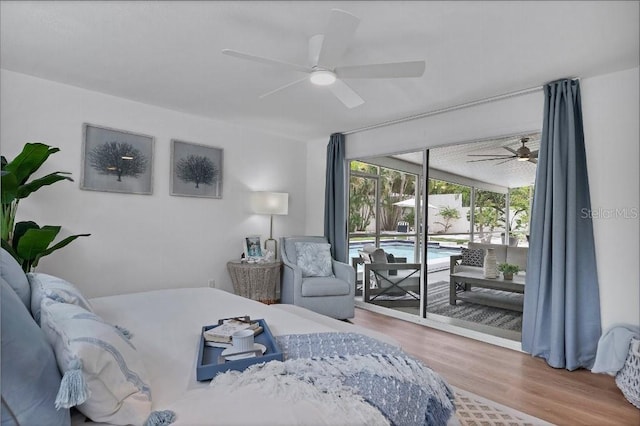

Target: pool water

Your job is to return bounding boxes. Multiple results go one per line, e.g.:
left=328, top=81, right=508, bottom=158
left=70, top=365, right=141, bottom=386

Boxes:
left=349, top=242, right=460, bottom=262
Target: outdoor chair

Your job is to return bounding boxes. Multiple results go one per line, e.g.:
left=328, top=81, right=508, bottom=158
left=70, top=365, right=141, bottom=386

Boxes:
left=359, top=246, right=422, bottom=306
left=396, top=221, right=409, bottom=233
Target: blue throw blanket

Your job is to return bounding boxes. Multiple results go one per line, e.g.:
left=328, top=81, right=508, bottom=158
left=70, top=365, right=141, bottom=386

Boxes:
left=592, top=325, right=640, bottom=375
left=276, top=332, right=455, bottom=426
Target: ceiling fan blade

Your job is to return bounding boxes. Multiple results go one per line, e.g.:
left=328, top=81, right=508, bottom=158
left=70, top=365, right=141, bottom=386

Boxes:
left=496, top=158, right=514, bottom=165
left=259, top=76, right=309, bottom=99
left=328, top=79, right=364, bottom=108
left=503, top=146, right=518, bottom=155
left=467, top=154, right=514, bottom=157
left=317, top=9, right=360, bottom=68
left=531, top=150, right=539, bottom=158
left=528, top=158, right=538, bottom=164
left=222, top=49, right=311, bottom=74
left=467, top=157, right=514, bottom=163
left=335, top=61, right=426, bottom=79
left=307, top=34, right=324, bottom=66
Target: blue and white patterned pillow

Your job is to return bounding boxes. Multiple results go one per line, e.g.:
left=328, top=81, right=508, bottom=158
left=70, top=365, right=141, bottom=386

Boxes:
left=461, top=248, right=484, bottom=267
left=28, top=273, right=93, bottom=325
left=39, top=299, right=152, bottom=425
left=295, top=242, right=334, bottom=277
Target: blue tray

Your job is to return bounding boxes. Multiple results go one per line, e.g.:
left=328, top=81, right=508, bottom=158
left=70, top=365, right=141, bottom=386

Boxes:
left=196, top=318, right=283, bottom=381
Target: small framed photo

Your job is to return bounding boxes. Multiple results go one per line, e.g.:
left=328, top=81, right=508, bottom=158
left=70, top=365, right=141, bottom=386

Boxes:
left=171, top=140, right=223, bottom=198
left=81, top=123, right=154, bottom=194
left=244, top=236, right=263, bottom=259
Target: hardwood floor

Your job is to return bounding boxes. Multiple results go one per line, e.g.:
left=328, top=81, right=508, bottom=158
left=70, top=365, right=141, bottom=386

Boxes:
left=351, top=308, right=639, bottom=426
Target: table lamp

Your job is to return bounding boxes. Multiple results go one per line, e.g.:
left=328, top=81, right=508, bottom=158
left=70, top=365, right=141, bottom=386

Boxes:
left=250, top=191, right=289, bottom=258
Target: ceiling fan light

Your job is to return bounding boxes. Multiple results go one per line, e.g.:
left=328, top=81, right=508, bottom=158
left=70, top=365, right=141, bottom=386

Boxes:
left=310, top=70, right=336, bottom=86
left=516, top=145, right=531, bottom=160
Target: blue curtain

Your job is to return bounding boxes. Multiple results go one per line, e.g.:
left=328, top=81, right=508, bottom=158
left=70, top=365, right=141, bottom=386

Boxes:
left=324, top=133, right=348, bottom=262
left=522, top=79, right=602, bottom=370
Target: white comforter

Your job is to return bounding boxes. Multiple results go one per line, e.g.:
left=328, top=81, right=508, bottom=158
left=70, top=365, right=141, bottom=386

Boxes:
left=84, top=287, right=400, bottom=425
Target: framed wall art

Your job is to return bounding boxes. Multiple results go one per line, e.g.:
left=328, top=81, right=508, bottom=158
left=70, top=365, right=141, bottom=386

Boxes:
left=81, top=123, right=154, bottom=194
left=170, top=139, right=223, bottom=198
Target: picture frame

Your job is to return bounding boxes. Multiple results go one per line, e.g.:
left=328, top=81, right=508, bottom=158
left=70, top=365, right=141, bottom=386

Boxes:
left=81, top=123, right=154, bottom=195
left=171, top=139, right=223, bottom=198
left=244, top=236, right=263, bottom=259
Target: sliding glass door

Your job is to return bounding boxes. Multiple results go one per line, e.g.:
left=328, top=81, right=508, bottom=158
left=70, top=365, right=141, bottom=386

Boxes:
left=348, top=133, right=539, bottom=342
left=348, top=157, right=422, bottom=308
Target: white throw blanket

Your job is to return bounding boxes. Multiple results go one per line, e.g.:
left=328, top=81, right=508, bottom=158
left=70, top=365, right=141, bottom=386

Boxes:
left=208, top=350, right=454, bottom=425
left=159, top=332, right=455, bottom=425
left=211, top=359, right=389, bottom=425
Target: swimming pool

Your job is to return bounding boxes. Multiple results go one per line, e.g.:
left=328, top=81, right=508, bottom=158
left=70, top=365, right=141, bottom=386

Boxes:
left=349, top=241, right=460, bottom=262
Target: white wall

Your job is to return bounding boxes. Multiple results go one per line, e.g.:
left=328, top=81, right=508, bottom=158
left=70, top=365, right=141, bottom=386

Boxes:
left=304, top=67, right=640, bottom=331
left=582, top=67, right=640, bottom=329
left=0, top=70, right=307, bottom=297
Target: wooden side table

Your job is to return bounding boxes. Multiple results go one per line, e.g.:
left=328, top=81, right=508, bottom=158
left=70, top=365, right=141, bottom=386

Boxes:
left=226, top=260, right=282, bottom=304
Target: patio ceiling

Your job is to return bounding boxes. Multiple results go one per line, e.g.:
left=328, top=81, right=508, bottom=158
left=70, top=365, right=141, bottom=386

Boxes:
left=393, top=132, right=541, bottom=188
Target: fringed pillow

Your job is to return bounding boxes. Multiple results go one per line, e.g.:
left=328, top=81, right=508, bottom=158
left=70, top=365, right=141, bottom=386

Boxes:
left=28, top=273, right=93, bottom=325
left=39, top=299, right=174, bottom=426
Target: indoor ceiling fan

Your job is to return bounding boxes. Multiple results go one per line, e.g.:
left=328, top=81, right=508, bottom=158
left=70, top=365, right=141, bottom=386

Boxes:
left=222, top=9, right=426, bottom=108
left=467, top=137, right=539, bottom=164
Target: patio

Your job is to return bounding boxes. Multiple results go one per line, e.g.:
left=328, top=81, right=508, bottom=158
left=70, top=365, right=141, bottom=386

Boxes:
left=352, top=246, right=526, bottom=340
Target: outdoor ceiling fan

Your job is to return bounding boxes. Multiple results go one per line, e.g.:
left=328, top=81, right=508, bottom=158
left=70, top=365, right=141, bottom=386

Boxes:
left=222, top=9, right=426, bottom=108
left=467, top=137, right=539, bottom=165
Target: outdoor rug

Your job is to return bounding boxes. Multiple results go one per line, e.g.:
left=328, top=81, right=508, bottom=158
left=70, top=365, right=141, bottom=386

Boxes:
left=427, top=280, right=523, bottom=332
left=373, top=281, right=523, bottom=332
left=452, top=387, right=554, bottom=426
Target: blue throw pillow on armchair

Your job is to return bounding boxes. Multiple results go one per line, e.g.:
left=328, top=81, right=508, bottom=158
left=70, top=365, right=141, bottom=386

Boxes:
left=295, top=242, right=334, bottom=277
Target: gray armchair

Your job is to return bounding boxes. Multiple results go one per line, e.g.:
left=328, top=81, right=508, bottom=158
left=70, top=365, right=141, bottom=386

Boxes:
left=280, top=236, right=355, bottom=319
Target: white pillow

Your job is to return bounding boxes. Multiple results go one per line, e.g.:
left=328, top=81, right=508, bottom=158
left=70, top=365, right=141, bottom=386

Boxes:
left=27, top=273, right=93, bottom=325
left=295, top=242, right=334, bottom=277
left=39, top=299, right=152, bottom=426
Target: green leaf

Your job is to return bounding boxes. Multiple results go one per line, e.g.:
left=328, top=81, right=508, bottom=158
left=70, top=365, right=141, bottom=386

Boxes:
left=3, top=143, right=60, bottom=185
left=12, top=220, right=40, bottom=249
left=15, top=225, right=60, bottom=262
left=1, top=171, right=18, bottom=204
left=39, top=233, right=91, bottom=258
left=1, top=143, right=89, bottom=271
left=17, top=172, right=73, bottom=199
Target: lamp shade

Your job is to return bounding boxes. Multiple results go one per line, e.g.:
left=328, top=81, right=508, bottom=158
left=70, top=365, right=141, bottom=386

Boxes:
left=250, top=192, right=289, bottom=215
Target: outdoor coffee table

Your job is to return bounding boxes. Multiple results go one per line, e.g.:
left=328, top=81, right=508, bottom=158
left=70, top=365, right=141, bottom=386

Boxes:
left=449, top=271, right=525, bottom=312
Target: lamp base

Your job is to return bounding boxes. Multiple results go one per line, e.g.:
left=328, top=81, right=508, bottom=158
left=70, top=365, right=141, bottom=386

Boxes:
left=264, top=238, right=278, bottom=260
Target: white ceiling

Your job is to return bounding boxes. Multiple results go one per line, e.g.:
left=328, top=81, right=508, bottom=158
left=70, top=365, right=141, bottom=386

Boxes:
left=1, top=1, right=638, bottom=141
left=394, top=132, right=541, bottom=188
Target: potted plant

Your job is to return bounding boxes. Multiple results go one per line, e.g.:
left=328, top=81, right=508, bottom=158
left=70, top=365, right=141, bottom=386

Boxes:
left=497, top=263, right=519, bottom=280
left=1, top=143, right=90, bottom=272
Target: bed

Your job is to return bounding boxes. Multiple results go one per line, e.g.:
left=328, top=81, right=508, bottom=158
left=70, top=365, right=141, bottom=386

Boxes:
left=1, top=250, right=456, bottom=426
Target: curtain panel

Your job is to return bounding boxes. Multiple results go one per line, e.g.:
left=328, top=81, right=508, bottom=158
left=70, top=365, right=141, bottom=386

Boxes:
left=522, top=79, right=602, bottom=370
left=324, top=133, right=348, bottom=262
